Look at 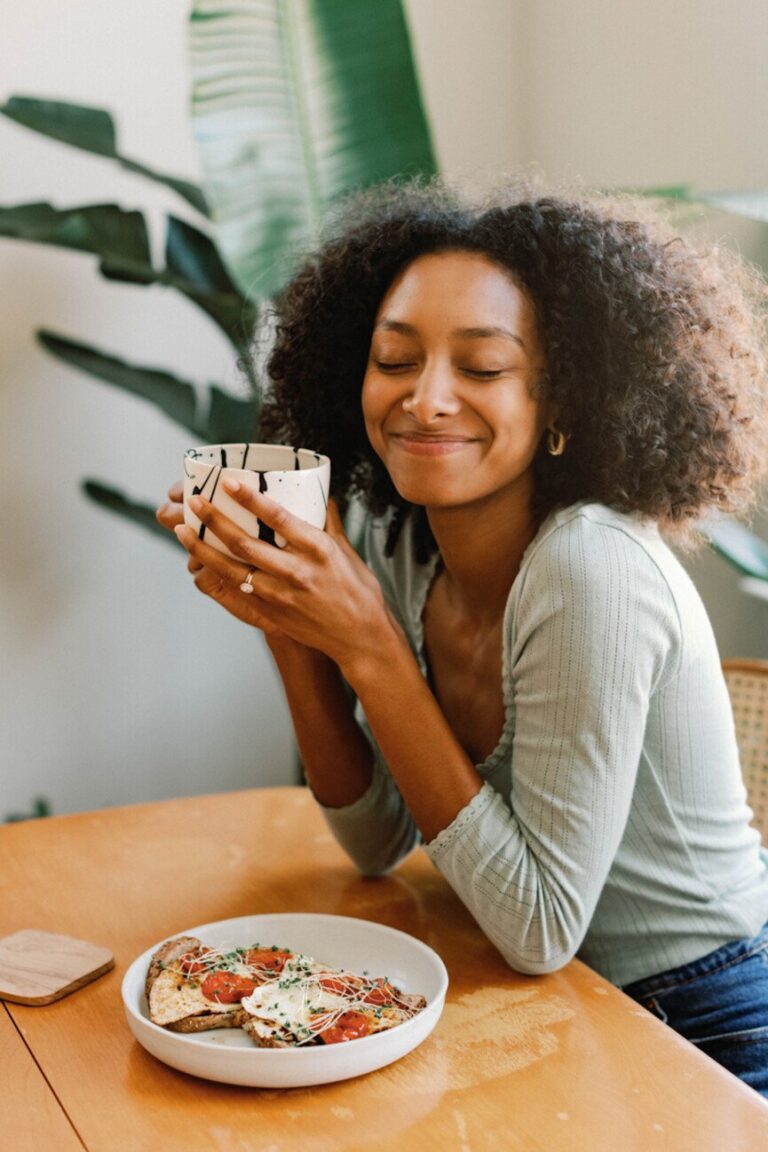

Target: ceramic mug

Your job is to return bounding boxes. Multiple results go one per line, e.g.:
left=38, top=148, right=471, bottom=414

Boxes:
left=183, top=443, right=331, bottom=556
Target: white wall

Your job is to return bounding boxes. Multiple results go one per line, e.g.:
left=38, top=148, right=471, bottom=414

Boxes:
left=0, top=1, right=298, bottom=818
left=2, top=1, right=767, bottom=819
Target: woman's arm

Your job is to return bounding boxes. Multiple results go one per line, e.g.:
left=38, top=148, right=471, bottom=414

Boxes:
left=173, top=485, right=484, bottom=840
left=421, top=517, right=679, bottom=974
left=265, top=638, right=373, bottom=807
left=173, top=488, right=676, bottom=977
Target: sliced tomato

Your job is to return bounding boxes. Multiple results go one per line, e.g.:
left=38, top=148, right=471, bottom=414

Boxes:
left=363, top=980, right=395, bottom=1006
left=201, top=971, right=257, bottom=1004
left=244, top=948, right=291, bottom=976
left=320, top=1010, right=373, bottom=1044
left=318, top=973, right=361, bottom=996
left=178, top=947, right=212, bottom=977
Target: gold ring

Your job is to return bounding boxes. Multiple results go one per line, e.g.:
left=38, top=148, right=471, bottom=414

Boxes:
left=239, top=569, right=256, bottom=595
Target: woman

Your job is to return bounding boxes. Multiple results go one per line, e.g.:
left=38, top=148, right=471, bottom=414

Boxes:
left=158, top=183, right=768, bottom=1092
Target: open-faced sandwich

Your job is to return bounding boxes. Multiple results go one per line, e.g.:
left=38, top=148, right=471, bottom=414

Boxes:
left=145, top=935, right=426, bottom=1047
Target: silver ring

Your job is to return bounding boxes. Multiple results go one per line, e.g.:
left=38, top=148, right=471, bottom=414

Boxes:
left=239, top=569, right=256, bottom=595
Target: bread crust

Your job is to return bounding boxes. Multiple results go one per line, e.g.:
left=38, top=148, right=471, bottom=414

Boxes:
left=145, top=935, right=242, bottom=1030
left=167, top=1009, right=247, bottom=1033
left=144, top=935, right=203, bottom=1002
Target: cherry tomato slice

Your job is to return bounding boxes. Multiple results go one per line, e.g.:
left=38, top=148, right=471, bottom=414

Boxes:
left=318, top=974, right=361, bottom=996
left=178, top=947, right=212, bottom=976
left=363, top=981, right=395, bottom=1006
left=244, top=949, right=291, bottom=976
left=320, top=1010, right=373, bottom=1044
left=201, top=971, right=257, bottom=1004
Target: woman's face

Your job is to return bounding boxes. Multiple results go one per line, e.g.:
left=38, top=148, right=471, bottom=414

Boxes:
left=362, top=250, right=550, bottom=514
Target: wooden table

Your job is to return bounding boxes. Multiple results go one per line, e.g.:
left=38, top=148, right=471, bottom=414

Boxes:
left=2, top=787, right=767, bottom=1151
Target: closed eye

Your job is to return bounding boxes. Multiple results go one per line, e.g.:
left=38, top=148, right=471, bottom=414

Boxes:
left=464, top=369, right=503, bottom=379
left=374, top=361, right=415, bottom=372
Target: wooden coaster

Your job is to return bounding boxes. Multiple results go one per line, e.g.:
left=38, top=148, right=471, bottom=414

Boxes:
left=0, top=929, right=114, bottom=1005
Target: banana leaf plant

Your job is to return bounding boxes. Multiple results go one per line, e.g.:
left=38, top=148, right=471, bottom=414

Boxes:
left=0, top=0, right=436, bottom=539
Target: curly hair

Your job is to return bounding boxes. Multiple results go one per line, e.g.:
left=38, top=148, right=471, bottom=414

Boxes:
left=260, top=179, right=768, bottom=557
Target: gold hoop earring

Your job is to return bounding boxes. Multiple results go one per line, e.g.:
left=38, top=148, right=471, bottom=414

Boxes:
left=546, top=428, right=566, bottom=456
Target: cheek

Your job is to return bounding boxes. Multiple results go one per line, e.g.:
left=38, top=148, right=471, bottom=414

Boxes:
left=361, top=377, right=384, bottom=447
left=361, top=375, right=389, bottom=428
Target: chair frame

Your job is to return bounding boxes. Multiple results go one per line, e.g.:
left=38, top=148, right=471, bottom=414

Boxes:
left=722, top=658, right=768, bottom=841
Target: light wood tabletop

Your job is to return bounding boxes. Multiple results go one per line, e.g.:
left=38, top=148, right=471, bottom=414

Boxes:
left=2, top=786, right=767, bottom=1151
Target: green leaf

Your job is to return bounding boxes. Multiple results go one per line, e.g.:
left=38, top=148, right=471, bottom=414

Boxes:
left=204, top=384, right=261, bottom=442
left=0, top=202, right=257, bottom=350
left=37, top=329, right=260, bottom=443
left=162, top=215, right=259, bottom=350
left=701, top=518, right=768, bottom=581
left=188, top=0, right=437, bottom=298
left=5, top=797, right=52, bottom=823
left=697, top=191, right=768, bottom=224
left=635, top=185, right=768, bottom=228
left=82, top=479, right=178, bottom=544
left=0, top=201, right=151, bottom=270
left=37, top=330, right=199, bottom=432
left=631, top=184, right=694, bottom=200
left=1, top=96, right=209, bottom=216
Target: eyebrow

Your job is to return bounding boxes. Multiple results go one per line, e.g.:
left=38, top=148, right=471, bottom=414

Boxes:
left=374, top=319, right=525, bottom=349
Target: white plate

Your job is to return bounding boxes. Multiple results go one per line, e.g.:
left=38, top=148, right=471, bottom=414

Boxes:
left=121, top=913, right=448, bottom=1088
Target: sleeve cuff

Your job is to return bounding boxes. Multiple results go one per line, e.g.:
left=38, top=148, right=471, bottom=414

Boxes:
left=315, top=754, right=388, bottom=821
left=425, top=782, right=497, bottom=860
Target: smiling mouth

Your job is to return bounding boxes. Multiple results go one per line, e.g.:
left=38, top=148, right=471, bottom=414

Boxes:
left=389, top=433, right=478, bottom=456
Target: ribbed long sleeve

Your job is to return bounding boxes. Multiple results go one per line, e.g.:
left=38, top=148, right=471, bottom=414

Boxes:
left=320, top=503, right=768, bottom=986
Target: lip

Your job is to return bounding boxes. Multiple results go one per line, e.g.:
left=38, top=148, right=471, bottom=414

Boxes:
left=389, top=433, right=478, bottom=457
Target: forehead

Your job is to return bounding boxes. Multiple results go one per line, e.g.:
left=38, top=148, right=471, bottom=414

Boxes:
left=376, top=250, right=533, bottom=328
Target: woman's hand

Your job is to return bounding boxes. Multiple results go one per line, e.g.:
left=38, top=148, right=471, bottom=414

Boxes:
left=156, top=482, right=309, bottom=648
left=156, top=481, right=204, bottom=574
left=172, top=481, right=394, bottom=671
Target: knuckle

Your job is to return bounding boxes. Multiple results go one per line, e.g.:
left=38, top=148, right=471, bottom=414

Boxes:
left=269, top=503, right=289, bottom=530
left=236, top=536, right=261, bottom=563
left=312, top=533, right=333, bottom=560
left=288, top=565, right=313, bottom=593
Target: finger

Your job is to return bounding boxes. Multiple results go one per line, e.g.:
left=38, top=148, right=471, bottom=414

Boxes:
left=221, top=479, right=324, bottom=551
left=157, top=501, right=186, bottom=530
left=187, top=555, right=204, bottom=574
left=191, top=565, right=283, bottom=635
left=167, top=481, right=183, bottom=503
left=187, top=495, right=301, bottom=575
left=175, top=524, right=247, bottom=584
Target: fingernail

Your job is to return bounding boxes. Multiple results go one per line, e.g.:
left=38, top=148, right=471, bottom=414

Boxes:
left=223, top=478, right=240, bottom=493
left=189, top=495, right=203, bottom=512
left=174, top=525, right=192, bottom=543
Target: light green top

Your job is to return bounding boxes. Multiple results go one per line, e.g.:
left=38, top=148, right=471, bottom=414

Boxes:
left=321, top=502, right=768, bottom=986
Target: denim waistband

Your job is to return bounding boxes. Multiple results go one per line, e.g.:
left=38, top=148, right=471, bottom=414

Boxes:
left=622, top=921, right=768, bottom=1000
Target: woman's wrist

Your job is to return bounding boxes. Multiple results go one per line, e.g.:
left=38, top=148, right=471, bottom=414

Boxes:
left=266, top=632, right=329, bottom=667
left=338, top=610, right=415, bottom=694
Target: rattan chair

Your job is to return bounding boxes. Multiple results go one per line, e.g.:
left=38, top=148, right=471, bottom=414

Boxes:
left=722, top=659, right=768, bottom=841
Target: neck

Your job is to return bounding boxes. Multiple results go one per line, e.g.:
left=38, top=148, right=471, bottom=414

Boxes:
left=425, top=476, right=541, bottom=622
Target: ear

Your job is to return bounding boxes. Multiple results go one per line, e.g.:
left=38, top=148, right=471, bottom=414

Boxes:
left=543, top=403, right=559, bottom=433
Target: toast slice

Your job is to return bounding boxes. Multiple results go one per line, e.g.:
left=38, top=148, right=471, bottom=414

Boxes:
left=145, top=935, right=245, bottom=1030
left=144, top=936, right=427, bottom=1047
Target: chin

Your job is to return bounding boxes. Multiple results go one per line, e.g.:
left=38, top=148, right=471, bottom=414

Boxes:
left=391, top=479, right=475, bottom=509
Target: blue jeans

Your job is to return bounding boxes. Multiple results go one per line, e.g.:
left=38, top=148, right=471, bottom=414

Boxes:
left=622, top=923, right=768, bottom=1098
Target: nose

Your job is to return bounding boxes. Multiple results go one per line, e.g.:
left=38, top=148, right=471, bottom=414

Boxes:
left=401, top=361, right=461, bottom=423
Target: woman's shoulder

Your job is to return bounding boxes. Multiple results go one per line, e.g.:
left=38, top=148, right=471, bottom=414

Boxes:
left=525, top=502, right=670, bottom=573
left=517, top=501, right=695, bottom=618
